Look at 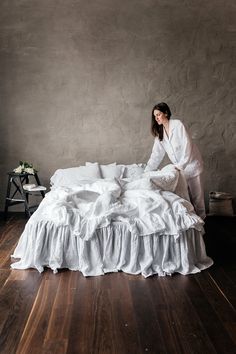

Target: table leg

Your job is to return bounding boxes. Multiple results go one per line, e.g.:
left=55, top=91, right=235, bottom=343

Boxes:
left=4, top=176, right=12, bottom=221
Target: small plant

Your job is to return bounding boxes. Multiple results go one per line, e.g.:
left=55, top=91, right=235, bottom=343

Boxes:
left=13, top=161, right=38, bottom=175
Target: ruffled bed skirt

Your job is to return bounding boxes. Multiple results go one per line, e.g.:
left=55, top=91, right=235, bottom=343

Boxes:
left=11, top=221, right=213, bottom=277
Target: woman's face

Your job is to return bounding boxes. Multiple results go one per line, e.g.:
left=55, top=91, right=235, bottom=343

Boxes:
left=154, top=109, right=168, bottom=125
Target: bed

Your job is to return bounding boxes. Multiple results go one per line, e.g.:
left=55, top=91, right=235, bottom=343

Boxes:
left=11, top=162, right=213, bottom=277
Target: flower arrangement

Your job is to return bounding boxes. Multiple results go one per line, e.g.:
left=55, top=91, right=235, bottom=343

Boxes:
left=13, top=161, right=38, bottom=175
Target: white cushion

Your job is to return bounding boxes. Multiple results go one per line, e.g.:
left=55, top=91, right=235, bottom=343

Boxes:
left=122, top=164, right=145, bottom=178
left=143, top=164, right=179, bottom=192
left=86, top=162, right=125, bottom=179
left=50, top=164, right=101, bottom=187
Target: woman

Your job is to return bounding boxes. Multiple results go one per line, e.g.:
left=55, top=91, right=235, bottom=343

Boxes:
left=145, top=102, right=205, bottom=219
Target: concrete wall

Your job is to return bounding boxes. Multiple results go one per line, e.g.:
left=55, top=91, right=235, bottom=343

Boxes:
left=0, top=0, right=236, bottom=212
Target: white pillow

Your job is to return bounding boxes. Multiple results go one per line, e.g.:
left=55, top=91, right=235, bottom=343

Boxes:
left=122, top=164, right=145, bottom=179
left=50, top=165, right=101, bottom=187
left=86, top=162, right=125, bottom=179
left=143, top=164, right=179, bottom=192
left=174, top=170, right=190, bottom=200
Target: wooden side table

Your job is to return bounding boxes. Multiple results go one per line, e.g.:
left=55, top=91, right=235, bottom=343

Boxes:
left=4, top=172, right=46, bottom=220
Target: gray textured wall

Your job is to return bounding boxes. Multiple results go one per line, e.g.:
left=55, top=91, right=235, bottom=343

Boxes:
left=0, top=0, right=236, bottom=212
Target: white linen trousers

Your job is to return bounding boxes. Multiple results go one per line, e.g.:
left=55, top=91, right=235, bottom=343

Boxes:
left=145, top=119, right=206, bottom=219
left=187, top=174, right=205, bottom=219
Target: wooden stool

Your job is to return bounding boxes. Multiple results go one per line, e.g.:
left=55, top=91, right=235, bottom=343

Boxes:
left=4, top=172, right=45, bottom=220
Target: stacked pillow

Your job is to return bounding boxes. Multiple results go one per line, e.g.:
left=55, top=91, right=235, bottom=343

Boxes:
left=50, top=162, right=186, bottom=199
left=143, top=164, right=179, bottom=192
left=122, top=163, right=145, bottom=179
left=86, top=162, right=125, bottom=179
left=50, top=162, right=148, bottom=187
left=50, top=164, right=101, bottom=187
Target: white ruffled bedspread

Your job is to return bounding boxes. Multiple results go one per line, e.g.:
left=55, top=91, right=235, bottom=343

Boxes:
left=11, top=169, right=213, bottom=277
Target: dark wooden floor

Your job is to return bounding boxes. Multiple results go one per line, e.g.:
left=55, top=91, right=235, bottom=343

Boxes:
left=0, top=215, right=236, bottom=354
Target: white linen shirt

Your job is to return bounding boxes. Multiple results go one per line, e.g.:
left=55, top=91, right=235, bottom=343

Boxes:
left=145, top=119, right=203, bottom=179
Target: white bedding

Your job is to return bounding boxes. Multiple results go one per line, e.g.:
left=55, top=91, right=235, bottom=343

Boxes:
left=11, top=164, right=213, bottom=276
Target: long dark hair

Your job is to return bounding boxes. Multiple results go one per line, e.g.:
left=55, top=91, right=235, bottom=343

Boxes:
left=151, top=102, right=172, bottom=141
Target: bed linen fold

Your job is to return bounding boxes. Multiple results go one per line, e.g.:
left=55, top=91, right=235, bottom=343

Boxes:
left=11, top=221, right=213, bottom=277
left=30, top=177, right=204, bottom=242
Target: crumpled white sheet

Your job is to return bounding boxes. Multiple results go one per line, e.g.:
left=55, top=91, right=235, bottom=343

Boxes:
left=27, top=171, right=203, bottom=242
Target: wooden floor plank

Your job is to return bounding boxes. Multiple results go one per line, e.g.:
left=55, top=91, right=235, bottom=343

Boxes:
left=0, top=269, right=42, bottom=354
left=109, top=273, right=143, bottom=354
left=42, top=270, right=78, bottom=354
left=128, top=277, right=167, bottom=353
left=172, top=272, right=236, bottom=353
left=219, top=262, right=236, bottom=287
left=208, top=265, right=236, bottom=308
left=0, top=218, right=25, bottom=269
left=16, top=270, right=61, bottom=354
left=0, top=269, right=11, bottom=291
left=147, top=276, right=196, bottom=354
left=195, top=271, right=236, bottom=346
left=160, top=275, right=217, bottom=354
left=66, top=274, right=116, bottom=354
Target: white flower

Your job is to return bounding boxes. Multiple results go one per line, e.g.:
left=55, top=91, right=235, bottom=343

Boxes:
left=13, top=161, right=37, bottom=174
left=14, top=165, right=23, bottom=173
left=24, top=167, right=35, bottom=175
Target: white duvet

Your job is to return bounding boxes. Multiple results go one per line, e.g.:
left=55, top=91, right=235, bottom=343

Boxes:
left=27, top=167, right=203, bottom=241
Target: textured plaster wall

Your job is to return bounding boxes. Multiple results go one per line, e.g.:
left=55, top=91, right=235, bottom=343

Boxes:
left=0, top=0, right=236, bottom=211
